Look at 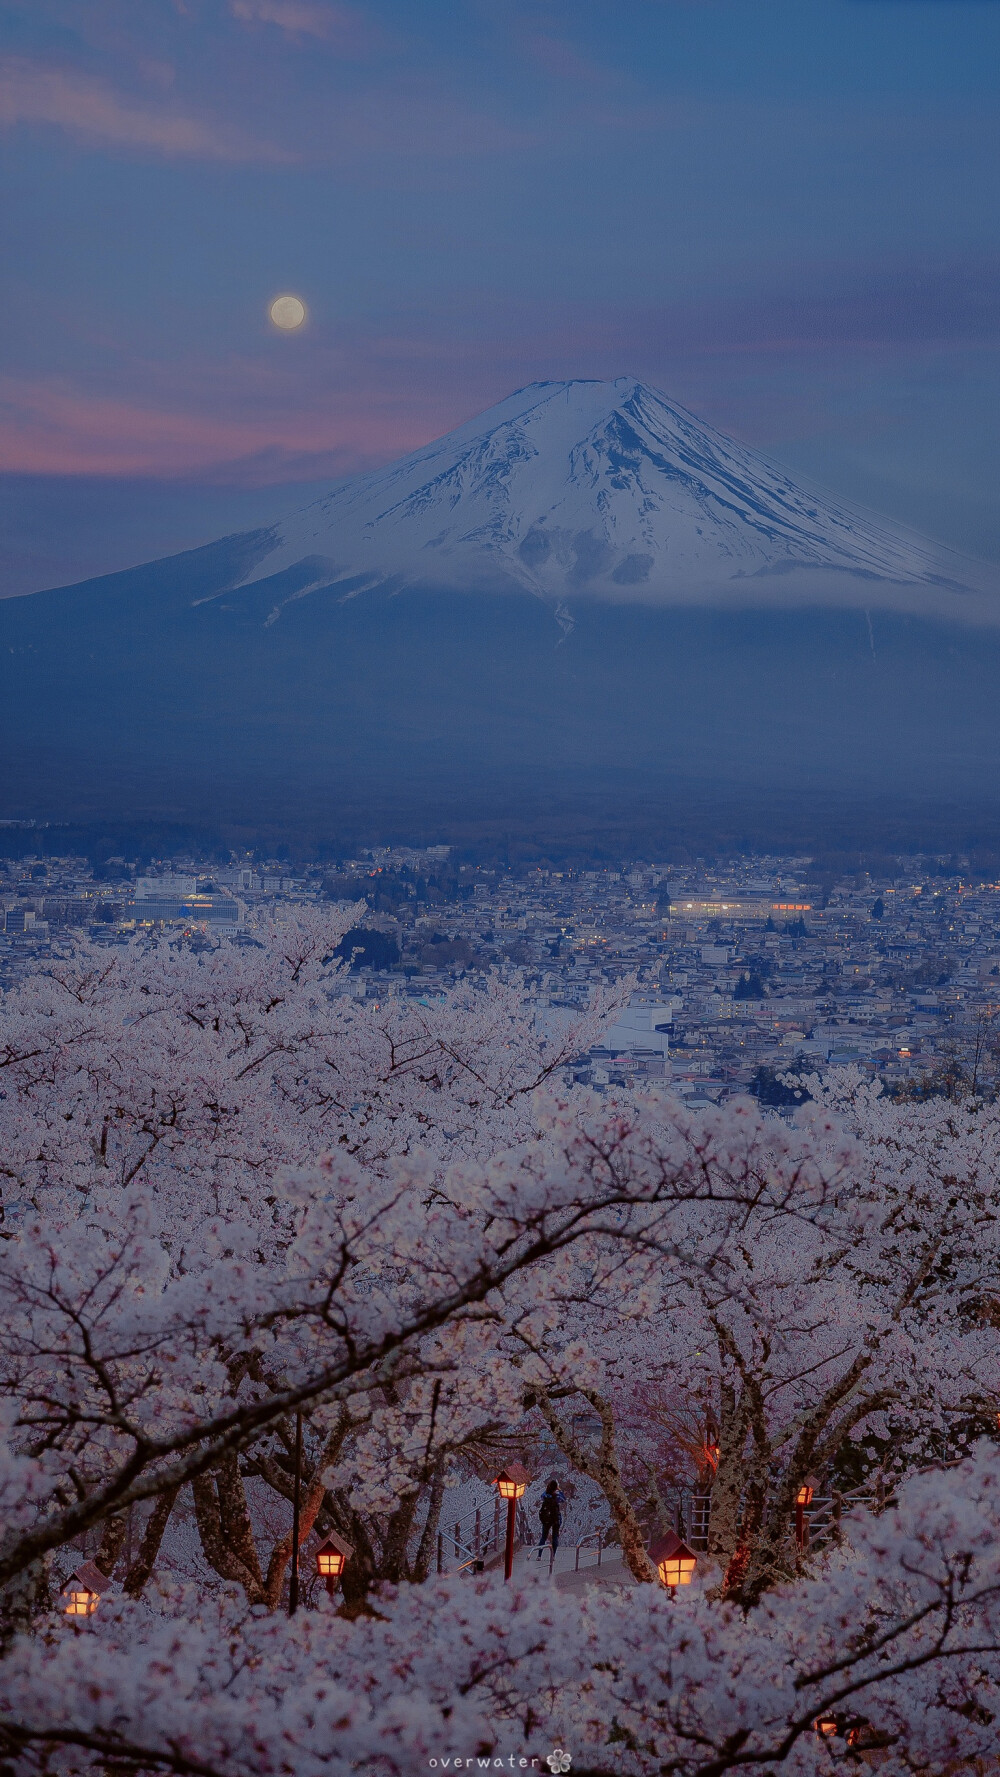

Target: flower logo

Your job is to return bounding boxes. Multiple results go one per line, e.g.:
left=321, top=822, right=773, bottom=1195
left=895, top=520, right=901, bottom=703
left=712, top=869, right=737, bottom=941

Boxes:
left=546, top=1753, right=572, bottom=1774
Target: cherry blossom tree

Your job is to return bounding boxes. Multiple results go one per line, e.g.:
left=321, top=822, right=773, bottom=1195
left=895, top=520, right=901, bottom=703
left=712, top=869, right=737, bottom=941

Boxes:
left=2, top=932, right=1000, bottom=1772
left=2, top=1447, right=1000, bottom=1775
left=0, top=911, right=624, bottom=1227
left=513, top=1087, right=1000, bottom=1598
left=0, top=918, right=627, bottom=1602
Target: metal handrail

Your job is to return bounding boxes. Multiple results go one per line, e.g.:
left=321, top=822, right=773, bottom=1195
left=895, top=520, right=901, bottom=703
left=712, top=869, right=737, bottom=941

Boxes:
left=454, top=1550, right=492, bottom=1575
left=644, top=1481, right=878, bottom=1557
left=436, top=1505, right=614, bottom=1576
left=439, top=1523, right=502, bottom=1574
left=436, top=1502, right=532, bottom=1575
left=573, top=1529, right=613, bottom=1571
left=801, top=1487, right=874, bottom=1550
left=421, top=1473, right=886, bottom=1584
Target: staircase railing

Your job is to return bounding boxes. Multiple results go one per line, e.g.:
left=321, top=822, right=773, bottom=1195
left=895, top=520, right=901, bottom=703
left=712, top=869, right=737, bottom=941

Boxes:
left=801, top=1486, right=874, bottom=1550
left=644, top=1482, right=876, bottom=1559
left=427, top=1479, right=876, bottom=1578
left=433, top=1500, right=612, bottom=1575
left=435, top=1500, right=533, bottom=1574
left=572, top=1529, right=614, bottom=1571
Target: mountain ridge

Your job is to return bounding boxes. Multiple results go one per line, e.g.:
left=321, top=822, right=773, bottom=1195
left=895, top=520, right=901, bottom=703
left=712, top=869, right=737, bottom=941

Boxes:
left=3, top=377, right=1000, bottom=838
left=228, top=376, right=996, bottom=622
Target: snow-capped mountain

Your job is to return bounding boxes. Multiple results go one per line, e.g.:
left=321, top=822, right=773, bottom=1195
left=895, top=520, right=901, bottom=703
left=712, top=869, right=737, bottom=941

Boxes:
left=240, top=377, right=988, bottom=616
left=4, top=375, right=1000, bottom=840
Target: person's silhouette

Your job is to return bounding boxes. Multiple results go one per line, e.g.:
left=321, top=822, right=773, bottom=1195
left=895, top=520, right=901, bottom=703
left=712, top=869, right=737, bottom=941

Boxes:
left=537, top=1479, right=566, bottom=1565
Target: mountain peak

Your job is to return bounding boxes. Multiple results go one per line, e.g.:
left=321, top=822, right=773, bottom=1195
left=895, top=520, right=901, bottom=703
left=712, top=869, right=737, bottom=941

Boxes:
left=241, top=377, right=993, bottom=618
left=6, top=386, right=1000, bottom=834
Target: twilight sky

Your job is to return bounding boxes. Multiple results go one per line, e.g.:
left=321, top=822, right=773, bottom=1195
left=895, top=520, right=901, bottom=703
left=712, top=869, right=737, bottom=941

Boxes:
left=2, top=0, right=1000, bottom=592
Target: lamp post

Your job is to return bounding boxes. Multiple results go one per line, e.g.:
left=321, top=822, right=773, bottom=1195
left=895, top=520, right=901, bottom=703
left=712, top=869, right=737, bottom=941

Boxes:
left=647, top=1530, right=697, bottom=1593
left=795, top=1478, right=817, bottom=1550
left=288, top=1409, right=303, bottom=1618
left=62, top=1561, right=110, bottom=1618
left=314, top=1531, right=353, bottom=1599
left=494, top=1462, right=531, bottom=1582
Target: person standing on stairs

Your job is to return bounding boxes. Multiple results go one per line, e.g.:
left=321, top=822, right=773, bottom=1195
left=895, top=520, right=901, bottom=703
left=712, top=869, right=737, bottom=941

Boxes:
left=537, top=1479, right=566, bottom=1564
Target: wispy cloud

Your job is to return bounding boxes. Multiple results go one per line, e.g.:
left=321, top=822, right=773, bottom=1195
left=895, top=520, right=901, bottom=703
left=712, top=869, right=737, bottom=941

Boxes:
left=519, top=32, right=617, bottom=85
left=0, top=54, right=292, bottom=160
left=228, top=0, right=385, bottom=51
left=0, top=370, right=450, bottom=479
left=4, top=248, right=999, bottom=480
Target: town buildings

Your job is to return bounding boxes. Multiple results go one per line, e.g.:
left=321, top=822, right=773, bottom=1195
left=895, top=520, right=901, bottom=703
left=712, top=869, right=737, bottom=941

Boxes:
left=3, top=841, right=999, bottom=1101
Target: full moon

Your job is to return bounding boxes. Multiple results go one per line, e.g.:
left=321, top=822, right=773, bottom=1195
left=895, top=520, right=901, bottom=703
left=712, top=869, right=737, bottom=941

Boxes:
left=269, top=294, right=306, bottom=330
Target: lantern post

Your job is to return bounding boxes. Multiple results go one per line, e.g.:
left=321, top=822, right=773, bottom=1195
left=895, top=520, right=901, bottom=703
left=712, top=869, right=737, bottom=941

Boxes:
left=314, top=1531, right=353, bottom=1599
left=647, top=1530, right=697, bottom=1594
left=61, top=1561, right=111, bottom=1618
left=288, top=1409, right=303, bottom=1618
left=494, top=1462, right=531, bottom=1582
left=795, top=1478, right=817, bottom=1550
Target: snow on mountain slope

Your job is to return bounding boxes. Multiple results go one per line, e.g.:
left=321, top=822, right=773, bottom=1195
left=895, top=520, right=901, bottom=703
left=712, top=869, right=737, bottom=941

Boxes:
left=239, top=378, right=995, bottom=618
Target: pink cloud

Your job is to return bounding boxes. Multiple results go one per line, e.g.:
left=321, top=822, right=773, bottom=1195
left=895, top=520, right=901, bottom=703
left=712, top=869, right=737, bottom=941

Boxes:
left=520, top=32, right=619, bottom=86
left=0, top=374, right=454, bottom=479
left=0, top=55, right=292, bottom=160
left=228, top=0, right=386, bottom=52
left=6, top=253, right=988, bottom=485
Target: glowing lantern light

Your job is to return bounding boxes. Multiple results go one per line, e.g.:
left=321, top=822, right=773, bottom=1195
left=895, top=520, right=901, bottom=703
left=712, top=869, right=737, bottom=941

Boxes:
left=62, top=1561, right=110, bottom=1618
left=314, top=1531, right=353, bottom=1596
left=494, top=1461, right=531, bottom=1582
left=647, top=1530, right=697, bottom=1591
left=795, top=1476, right=819, bottom=1548
left=495, top=1462, right=530, bottom=1502
left=65, top=1587, right=99, bottom=1618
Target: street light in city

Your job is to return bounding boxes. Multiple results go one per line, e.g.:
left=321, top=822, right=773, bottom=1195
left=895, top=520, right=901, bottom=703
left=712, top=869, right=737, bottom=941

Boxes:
left=494, top=1462, right=531, bottom=1581
left=647, top=1530, right=697, bottom=1592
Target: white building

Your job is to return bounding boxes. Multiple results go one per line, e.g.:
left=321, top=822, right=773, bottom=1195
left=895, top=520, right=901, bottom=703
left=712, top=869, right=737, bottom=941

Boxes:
left=135, top=874, right=197, bottom=897
left=596, top=1001, right=679, bottom=1057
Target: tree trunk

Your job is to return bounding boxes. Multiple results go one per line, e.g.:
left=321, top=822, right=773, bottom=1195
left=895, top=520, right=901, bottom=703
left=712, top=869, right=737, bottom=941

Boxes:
left=0, top=1555, right=50, bottom=1649
left=192, top=1466, right=265, bottom=1604
left=536, top=1389, right=656, bottom=1583
left=738, top=1473, right=799, bottom=1604
left=381, top=1491, right=420, bottom=1584
left=96, top=1511, right=129, bottom=1578
left=263, top=1466, right=330, bottom=1609
left=335, top=1508, right=378, bottom=1615
left=261, top=1413, right=352, bottom=1609
left=215, top=1450, right=263, bottom=1589
left=412, top=1459, right=446, bottom=1582
left=123, top=1487, right=179, bottom=1598
left=706, top=1372, right=756, bottom=1569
